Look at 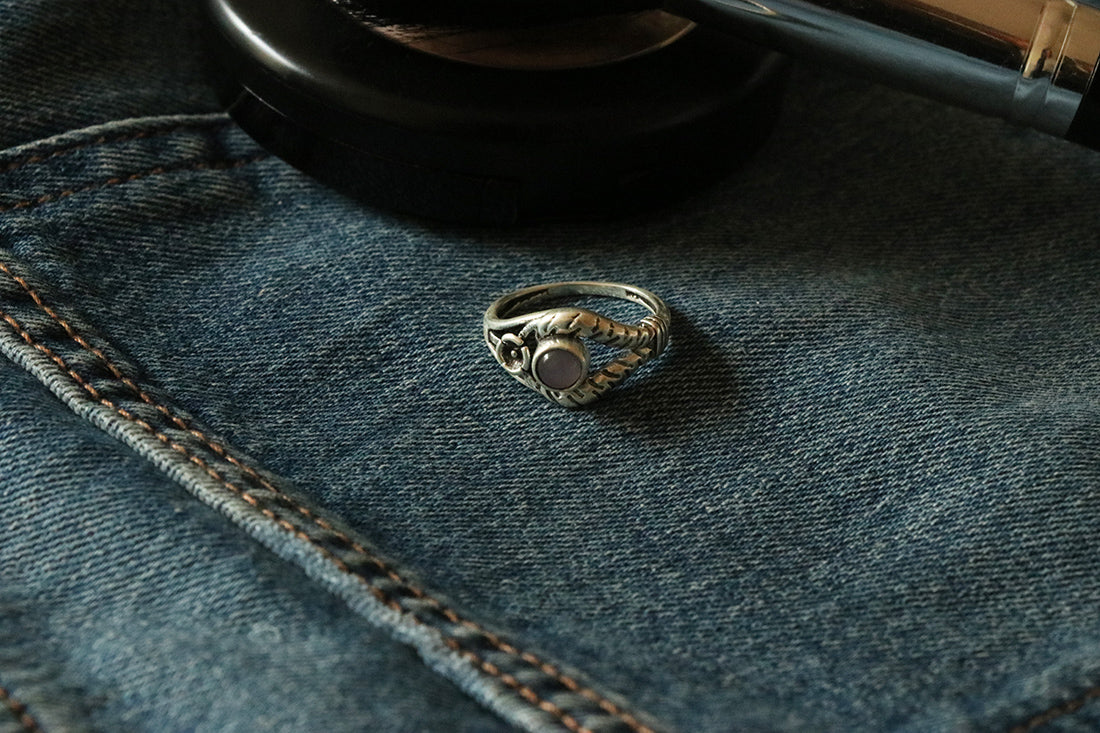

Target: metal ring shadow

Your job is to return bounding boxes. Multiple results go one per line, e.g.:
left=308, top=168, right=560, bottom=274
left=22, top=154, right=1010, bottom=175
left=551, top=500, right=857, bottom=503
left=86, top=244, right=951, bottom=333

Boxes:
left=586, top=306, right=742, bottom=440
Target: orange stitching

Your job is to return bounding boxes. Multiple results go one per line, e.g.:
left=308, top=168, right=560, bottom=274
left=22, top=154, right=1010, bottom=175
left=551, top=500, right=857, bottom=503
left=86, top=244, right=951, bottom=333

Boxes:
left=0, top=263, right=655, bottom=733
left=444, top=640, right=588, bottom=733
left=0, top=119, right=233, bottom=176
left=0, top=686, right=43, bottom=733
left=0, top=263, right=406, bottom=576
left=0, top=301, right=648, bottom=733
left=0, top=155, right=267, bottom=215
left=1010, top=687, right=1100, bottom=733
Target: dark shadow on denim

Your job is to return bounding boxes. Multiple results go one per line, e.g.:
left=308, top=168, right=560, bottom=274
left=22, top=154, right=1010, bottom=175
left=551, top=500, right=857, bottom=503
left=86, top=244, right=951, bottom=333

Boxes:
left=587, top=307, right=742, bottom=441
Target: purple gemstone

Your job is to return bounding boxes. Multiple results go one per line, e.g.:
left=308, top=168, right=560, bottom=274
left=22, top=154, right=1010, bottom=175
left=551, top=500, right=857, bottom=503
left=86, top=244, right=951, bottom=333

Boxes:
left=535, top=348, right=585, bottom=391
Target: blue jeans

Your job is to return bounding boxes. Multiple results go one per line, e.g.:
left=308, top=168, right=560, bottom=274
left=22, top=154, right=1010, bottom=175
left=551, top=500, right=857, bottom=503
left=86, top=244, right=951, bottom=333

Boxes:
left=2, top=1, right=1100, bottom=731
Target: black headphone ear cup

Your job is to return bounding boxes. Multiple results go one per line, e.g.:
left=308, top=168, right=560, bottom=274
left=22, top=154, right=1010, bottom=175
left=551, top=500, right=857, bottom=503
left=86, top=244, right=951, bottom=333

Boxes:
left=204, top=0, right=788, bottom=224
left=228, top=95, right=526, bottom=223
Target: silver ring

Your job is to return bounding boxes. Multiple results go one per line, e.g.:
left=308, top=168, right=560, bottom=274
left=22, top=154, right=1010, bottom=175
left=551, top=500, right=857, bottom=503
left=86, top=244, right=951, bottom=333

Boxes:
left=484, top=281, right=670, bottom=407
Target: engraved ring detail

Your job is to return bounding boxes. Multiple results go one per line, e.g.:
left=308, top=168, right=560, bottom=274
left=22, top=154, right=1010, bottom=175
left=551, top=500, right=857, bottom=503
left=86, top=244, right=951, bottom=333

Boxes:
left=483, top=281, right=670, bottom=407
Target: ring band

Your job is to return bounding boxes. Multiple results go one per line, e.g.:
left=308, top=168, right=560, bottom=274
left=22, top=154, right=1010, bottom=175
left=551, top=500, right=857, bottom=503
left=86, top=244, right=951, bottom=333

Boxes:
left=484, top=281, right=670, bottom=407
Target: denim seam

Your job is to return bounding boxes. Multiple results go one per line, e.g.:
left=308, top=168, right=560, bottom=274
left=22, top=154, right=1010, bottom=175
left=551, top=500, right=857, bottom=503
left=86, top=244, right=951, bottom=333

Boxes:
left=0, top=685, right=42, bottom=733
left=1010, top=687, right=1100, bottom=732
left=0, top=118, right=233, bottom=176
left=0, top=155, right=268, bottom=215
left=0, top=255, right=661, bottom=733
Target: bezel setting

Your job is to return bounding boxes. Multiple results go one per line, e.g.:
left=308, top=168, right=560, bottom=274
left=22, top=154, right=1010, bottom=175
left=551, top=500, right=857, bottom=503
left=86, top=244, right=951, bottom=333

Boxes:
left=532, top=337, right=590, bottom=392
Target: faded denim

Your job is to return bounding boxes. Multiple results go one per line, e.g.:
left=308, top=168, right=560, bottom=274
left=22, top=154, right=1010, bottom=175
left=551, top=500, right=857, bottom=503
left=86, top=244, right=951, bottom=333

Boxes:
left=2, top=1, right=1100, bottom=732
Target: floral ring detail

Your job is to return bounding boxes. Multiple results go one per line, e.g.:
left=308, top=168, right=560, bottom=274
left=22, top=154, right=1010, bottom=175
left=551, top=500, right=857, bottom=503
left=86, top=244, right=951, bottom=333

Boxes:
left=483, top=281, right=670, bottom=407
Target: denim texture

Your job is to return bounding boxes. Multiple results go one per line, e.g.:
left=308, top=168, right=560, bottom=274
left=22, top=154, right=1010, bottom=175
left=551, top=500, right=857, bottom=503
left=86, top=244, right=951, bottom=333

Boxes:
left=4, top=0, right=1100, bottom=732
left=0, top=356, right=509, bottom=733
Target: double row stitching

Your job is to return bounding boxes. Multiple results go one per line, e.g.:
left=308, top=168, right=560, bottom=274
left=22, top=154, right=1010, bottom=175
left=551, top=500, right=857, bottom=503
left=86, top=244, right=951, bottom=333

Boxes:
left=0, top=297, right=607, bottom=733
left=0, top=118, right=232, bottom=176
left=0, top=263, right=655, bottom=733
left=0, top=686, right=42, bottom=733
left=0, top=155, right=268, bottom=215
left=1010, top=687, right=1100, bottom=733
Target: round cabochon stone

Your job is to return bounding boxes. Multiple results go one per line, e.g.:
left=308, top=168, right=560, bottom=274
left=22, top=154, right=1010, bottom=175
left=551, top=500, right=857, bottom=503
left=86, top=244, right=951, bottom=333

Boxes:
left=535, top=348, right=585, bottom=390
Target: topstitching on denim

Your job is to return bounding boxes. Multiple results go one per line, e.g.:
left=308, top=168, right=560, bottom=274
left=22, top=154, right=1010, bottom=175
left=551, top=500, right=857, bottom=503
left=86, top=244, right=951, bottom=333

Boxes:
left=0, top=155, right=268, bottom=215
left=1010, top=688, right=1100, bottom=733
left=4, top=114, right=1099, bottom=733
left=0, top=117, right=232, bottom=177
left=0, top=685, right=40, bottom=733
left=0, top=122, right=664, bottom=733
left=0, top=262, right=654, bottom=733
left=0, top=258, right=653, bottom=733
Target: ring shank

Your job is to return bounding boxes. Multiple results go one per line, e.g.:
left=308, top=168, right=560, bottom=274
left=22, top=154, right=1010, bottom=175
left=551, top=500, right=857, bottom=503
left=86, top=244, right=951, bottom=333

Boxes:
left=485, top=281, right=669, bottom=328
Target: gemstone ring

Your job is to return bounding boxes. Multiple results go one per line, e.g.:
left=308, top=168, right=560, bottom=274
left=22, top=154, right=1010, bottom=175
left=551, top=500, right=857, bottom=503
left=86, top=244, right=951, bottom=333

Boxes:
left=483, top=281, right=670, bottom=407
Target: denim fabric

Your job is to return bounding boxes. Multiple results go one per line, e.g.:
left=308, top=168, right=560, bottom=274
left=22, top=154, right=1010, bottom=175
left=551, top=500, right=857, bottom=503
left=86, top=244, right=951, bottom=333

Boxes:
left=0, top=358, right=509, bottom=733
left=4, top=0, right=1100, bottom=732
left=0, top=1, right=215, bottom=150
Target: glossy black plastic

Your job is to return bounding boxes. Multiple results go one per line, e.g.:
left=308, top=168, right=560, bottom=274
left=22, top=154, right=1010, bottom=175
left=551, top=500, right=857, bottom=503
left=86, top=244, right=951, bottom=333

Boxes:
left=203, top=0, right=788, bottom=223
left=1067, top=53, right=1100, bottom=151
